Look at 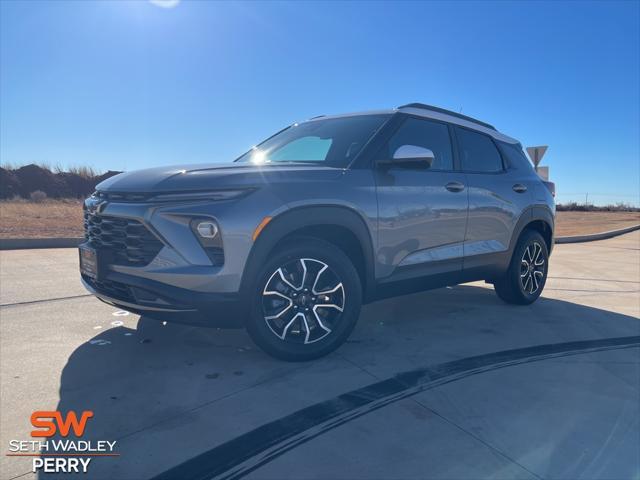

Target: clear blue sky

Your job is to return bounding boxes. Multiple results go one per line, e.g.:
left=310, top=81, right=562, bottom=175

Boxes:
left=1, top=0, right=638, bottom=205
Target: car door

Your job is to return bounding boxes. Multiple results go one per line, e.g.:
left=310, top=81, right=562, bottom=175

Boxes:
left=374, top=116, right=469, bottom=278
left=454, top=126, right=532, bottom=269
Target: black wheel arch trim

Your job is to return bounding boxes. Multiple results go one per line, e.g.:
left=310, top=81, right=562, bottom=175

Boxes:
left=240, top=205, right=376, bottom=302
left=509, top=205, right=555, bottom=256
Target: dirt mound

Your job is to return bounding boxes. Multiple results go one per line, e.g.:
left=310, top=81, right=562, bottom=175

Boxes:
left=0, top=165, right=123, bottom=199
left=58, top=172, right=93, bottom=198
left=14, top=164, right=70, bottom=198
left=0, top=168, right=21, bottom=199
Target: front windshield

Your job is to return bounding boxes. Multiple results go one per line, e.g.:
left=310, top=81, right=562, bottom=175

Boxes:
left=235, top=114, right=390, bottom=167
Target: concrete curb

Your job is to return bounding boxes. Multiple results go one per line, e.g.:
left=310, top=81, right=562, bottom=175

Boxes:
left=554, top=224, right=640, bottom=244
left=0, top=224, right=638, bottom=250
left=0, top=237, right=83, bottom=250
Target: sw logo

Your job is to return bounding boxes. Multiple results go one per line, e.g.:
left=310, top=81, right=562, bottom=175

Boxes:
left=8, top=411, right=117, bottom=474
left=31, top=410, right=94, bottom=437
left=28, top=411, right=102, bottom=474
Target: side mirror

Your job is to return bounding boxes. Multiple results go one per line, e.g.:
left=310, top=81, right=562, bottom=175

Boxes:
left=390, top=145, right=435, bottom=168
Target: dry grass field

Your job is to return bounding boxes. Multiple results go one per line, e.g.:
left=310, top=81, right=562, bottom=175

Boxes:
left=0, top=199, right=84, bottom=238
left=0, top=200, right=639, bottom=239
left=555, top=211, right=640, bottom=237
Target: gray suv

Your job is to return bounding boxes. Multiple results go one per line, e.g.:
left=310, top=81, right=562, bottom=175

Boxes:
left=80, top=103, right=555, bottom=361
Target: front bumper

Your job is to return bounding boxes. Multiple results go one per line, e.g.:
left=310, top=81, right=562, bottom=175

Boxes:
left=81, top=271, right=247, bottom=328
left=80, top=187, right=288, bottom=327
left=79, top=196, right=254, bottom=327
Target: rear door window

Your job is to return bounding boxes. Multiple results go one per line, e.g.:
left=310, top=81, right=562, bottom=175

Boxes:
left=455, top=127, right=504, bottom=173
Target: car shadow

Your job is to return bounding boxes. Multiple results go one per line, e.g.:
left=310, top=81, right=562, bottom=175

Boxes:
left=39, top=285, right=639, bottom=479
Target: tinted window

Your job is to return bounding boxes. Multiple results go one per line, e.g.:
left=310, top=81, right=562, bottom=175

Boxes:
left=269, top=137, right=332, bottom=162
left=456, top=127, right=503, bottom=172
left=235, top=115, right=390, bottom=168
left=498, top=141, right=535, bottom=172
left=380, top=117, right=453, bottom=170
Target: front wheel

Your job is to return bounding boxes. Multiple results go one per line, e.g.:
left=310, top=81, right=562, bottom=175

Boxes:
left=494, top=230, right=549, bottom=305
left=246, top=238, right=362, bottom=361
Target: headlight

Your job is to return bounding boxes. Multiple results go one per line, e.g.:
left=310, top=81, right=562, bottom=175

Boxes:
left=190, top=218, right=224, bottom=266
left=151, top=189, right=252, bottom=202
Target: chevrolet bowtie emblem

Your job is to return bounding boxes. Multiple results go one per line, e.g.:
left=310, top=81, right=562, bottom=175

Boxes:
left=87, top=200, right=107, bottom=214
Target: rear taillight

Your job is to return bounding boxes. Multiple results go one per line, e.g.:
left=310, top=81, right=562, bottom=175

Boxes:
left=543, top=181, right=555, bottom=197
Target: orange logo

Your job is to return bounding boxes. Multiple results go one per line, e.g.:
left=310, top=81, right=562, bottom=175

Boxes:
left=30, top=411, right=94, bottom=438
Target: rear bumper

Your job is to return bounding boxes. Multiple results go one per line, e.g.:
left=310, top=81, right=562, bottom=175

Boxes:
left=81, top=272, right=247, bottom=328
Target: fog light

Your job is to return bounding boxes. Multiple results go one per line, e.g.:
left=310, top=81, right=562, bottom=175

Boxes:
left=196, top=221, right=218, bottom=238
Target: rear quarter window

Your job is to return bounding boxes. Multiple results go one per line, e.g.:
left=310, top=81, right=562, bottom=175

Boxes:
left=498, top=141, right=536, bottom=172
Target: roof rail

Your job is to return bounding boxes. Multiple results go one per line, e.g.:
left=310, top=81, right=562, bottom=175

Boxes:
left=397, top=103, right=496, bottom=131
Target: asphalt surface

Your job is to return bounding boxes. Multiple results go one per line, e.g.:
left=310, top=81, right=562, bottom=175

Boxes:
left=1, top=232, right=639, bottom=480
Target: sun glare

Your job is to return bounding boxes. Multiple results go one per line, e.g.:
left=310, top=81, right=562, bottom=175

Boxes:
left=251, top=149, right=267, bottom=164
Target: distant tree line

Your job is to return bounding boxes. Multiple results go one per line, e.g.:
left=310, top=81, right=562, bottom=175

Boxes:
left=556, top=202, right=639, bottom=212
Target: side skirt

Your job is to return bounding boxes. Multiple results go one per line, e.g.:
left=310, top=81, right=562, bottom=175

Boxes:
left=371, top=252, right=511, bottom=302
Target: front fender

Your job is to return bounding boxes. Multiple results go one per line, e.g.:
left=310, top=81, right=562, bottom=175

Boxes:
left=239, top=205, right=376, bottom=301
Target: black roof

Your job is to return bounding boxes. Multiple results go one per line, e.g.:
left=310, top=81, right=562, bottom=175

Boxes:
left=398, top=103, right=496, bottom=131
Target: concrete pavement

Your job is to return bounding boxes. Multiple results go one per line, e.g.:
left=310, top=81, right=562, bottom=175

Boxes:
left=1, top=232, right=638, bottom=479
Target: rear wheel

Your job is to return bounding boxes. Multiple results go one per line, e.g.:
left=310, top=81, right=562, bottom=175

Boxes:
left=494, top=230, right=548, bottom=305
left=246, top=238, right=362, bottom=361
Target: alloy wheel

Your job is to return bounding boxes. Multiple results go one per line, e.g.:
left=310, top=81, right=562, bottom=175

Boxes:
left=262, top=258, right=345, bottom=344
left=520, top=241, right=546, bottom=294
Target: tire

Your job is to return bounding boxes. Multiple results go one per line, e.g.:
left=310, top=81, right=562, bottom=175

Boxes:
left=494, top=229, right=549, bottom=305
left=246, top=237, right=362, bottom=361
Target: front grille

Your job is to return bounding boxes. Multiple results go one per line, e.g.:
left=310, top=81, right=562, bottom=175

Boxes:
left=84, top=212, right=163, bottom=266
left=83, top=275, right=135, bottom=303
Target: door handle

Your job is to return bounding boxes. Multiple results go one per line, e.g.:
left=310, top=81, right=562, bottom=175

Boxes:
left=445, top=181, right=465, bottom=193
left=512, top=184, right=528, bottom=193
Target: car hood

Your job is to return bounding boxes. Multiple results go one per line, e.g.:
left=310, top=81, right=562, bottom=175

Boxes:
left=96, top=162, right=343, bottom=193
